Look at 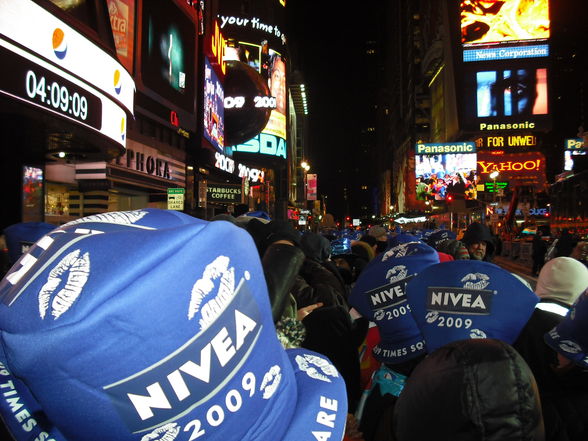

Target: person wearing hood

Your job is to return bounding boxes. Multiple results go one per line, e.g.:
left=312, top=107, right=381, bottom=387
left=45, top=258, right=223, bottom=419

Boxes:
left=392, top=339, right=545, bottom=441
left=460, top=221, right=496, bottom=261
left=296, top=232, right=368, bottom=415
left=514, top=260, right=588, bottom=441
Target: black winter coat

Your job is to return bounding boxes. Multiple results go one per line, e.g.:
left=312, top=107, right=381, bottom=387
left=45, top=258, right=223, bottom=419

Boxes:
left=515, top=306, right=588, bottom=441
left=393, top=339, right=544, bottom=441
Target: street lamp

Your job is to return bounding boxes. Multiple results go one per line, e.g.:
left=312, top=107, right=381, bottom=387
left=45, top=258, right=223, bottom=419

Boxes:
left=489, top=171, right=499, bottom=203
left=301, top=161, right=311, bottom=215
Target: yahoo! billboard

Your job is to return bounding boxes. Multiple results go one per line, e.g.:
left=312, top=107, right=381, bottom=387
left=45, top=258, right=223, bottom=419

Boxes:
left=477, top=151, right=546, bottom=188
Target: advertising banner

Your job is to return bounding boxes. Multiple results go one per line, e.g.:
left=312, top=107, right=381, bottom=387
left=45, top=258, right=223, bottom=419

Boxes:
left=306, top=173, right=317, bottom=201
left=461, top=0, right=550, bottom=62
left=477, top=151, right=546, bottom=187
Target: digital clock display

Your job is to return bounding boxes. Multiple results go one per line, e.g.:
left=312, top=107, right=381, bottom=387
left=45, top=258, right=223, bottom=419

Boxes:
left=0, top=45, right=102, bottom=130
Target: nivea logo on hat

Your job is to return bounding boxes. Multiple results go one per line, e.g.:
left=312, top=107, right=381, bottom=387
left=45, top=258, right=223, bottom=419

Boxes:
left=0, top=209, right=350, bottom=441
left=366, top=266, right=414, bottom=315
left=349, top=244, right=439, bottom=364
left=426, top=273, right=494, bottom=315
left=406, top=260, right=539, bottom=353
left=543, top=290, right=588, bottom=369
left=104, top=279, right=262, bottom=432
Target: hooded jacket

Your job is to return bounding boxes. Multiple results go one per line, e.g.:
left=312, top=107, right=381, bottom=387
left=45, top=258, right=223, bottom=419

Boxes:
left=393, top=339, right=544, bottom=441
left=461, top=222, right=496, bottom=261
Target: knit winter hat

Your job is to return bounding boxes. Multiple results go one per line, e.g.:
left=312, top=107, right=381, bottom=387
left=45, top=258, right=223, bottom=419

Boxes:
left=0, top=209, right=347, bottom=441
left=349, top=241, right=440, bottom=364
left=535, top=257, right=588, bottom=306
left=544, top=289, right=588, bottom=369
left=405, top=260, right=539, bottom=353
left=368, top=226, right=387, bottom=240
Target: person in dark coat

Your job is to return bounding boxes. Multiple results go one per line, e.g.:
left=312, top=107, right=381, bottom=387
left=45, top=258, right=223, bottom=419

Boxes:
left=515, top=268, right=588, bottom=441
left=293, top=232, right=368, bottom=414
left=532, top=233, right=549, bottom=276
left=555, top=228, right=577, bottom=258
left=392, top=339, right=545, bottom=441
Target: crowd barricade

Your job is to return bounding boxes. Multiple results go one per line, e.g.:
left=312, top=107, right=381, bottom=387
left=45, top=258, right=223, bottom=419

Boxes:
left=502, top=241, right=512, bottom=257
left=518, top=242, right=533, bottom=264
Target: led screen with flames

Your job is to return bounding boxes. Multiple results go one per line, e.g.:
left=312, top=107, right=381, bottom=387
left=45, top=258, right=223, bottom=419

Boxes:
left=461, top=0, right=549, bottom=46
left=460, top=0, right=550, bottom=62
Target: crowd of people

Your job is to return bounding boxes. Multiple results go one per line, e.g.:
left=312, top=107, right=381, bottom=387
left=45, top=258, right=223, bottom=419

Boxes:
left=0, top=210, right=586, bottom=441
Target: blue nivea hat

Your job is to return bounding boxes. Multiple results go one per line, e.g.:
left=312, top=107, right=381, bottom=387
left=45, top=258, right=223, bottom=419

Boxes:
left=0, top=209, right=347, bottom=441
left=3, top=221, right=57, bottom=264
left=405, top=260, right=539, bottom=353
left=426, top=229, right=457, bottom=249
left=387, top=234, right=422, bottom=248
left=331, top=237, right=352, bottom=256
left=349, top=242, right=439, bottom=364
left=544, top=289, right=588, bottom=368
left=244, top=210, right=271, bottom=220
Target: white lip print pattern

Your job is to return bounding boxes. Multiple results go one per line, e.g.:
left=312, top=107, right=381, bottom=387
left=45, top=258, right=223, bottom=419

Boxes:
left=38, top=249, right=90, bottom=320
left=559, top=339, right=582, bottom=354
left=260, top=365, right=282, bottom=399
left=140, top=422, right=180, bottom=441
left=386, top=265, right=408, bottom=284
left=62, top=210, right=149, bottom=228
left=381, top=242, right=421, bottom=262
left=425, top=311, right=439, bottom=323
left=295, top=354, right=339, bottom=383
left=461, top=273, right=490, bottom=290
left=469, top=329, right=487, bottom=339
left=188, top=256, right=236, bottom=329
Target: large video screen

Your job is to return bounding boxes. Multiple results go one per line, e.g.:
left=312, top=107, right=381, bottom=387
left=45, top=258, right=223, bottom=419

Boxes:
left=461, top=0, right=549, bottom=47
left=203, top=57, right=224, bottom=152
left=461, top=64, right=551, bottom=132
left=476, top=67, right=548, bottom=117
left=225, top=40, right=286, bottom=141
left=415, top=153, right=478, bottom=201
left=140, top=0, right=195, bottom=113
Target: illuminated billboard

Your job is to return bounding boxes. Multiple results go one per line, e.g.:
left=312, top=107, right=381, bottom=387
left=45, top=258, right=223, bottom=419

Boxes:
left=461, top=65, right=551, bottom=132
left=219, top=5, right=287, bottom=162
left=107, top=0, right=135, bottom=73
left=136, top=0, right=197, bottom=129
left=224, top=40, right=286, bottom=141
left=461, top=0, right=550, bottom=62
left=415, top=153, right=478, bottom=201
left=0, top=0, right=134, bottom=150
left=477, top=151, right=546, bottom=187
left=203, top=57, right=224, bottom=152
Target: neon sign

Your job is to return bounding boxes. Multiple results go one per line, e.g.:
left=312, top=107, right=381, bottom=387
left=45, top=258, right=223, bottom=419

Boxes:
left=475, top=135, right=537, bottom=148
left=209, top=20, right=226, bottom=75
left=478, top=159, right=542, bottom=174
left=477, top=152, right=546, bottom=187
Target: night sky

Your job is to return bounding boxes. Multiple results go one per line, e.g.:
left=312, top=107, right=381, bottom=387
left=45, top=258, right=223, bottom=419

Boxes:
left=286, top=2, right=369, bottom=220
